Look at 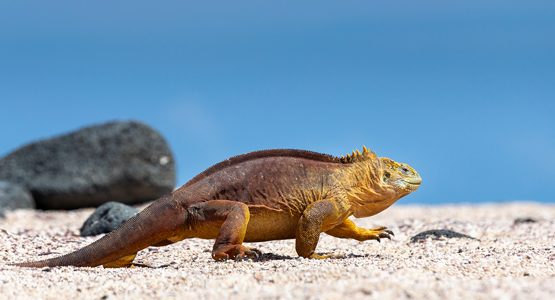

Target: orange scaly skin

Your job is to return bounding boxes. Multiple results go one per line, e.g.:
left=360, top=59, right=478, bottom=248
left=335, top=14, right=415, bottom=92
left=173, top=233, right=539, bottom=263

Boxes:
left=14, top=147, right=421, bottom=267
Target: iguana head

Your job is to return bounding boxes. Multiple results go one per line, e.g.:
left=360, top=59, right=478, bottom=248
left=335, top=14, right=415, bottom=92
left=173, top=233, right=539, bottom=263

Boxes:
left=340, top=146, right=422, bottom=218
left=378, top=157, right=422, bottom=194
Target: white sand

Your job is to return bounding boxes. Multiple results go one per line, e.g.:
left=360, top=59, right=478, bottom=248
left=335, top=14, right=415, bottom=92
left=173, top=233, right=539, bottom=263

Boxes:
left=1, top=202, right=554, bottom=300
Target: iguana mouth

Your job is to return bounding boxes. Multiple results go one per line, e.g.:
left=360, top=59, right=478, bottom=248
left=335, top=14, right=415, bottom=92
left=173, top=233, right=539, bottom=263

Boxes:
left=404, top=177, right=422, bottom=185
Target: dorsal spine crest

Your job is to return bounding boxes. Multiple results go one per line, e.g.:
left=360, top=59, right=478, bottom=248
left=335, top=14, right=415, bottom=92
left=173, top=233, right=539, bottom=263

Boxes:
left=339, top=145, right=377, bottom=163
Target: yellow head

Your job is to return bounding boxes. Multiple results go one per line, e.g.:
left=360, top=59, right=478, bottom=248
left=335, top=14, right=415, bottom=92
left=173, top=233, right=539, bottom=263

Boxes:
left=378, top=157, right=422, bottom=196
left=340, top=147, right=422, bottom=217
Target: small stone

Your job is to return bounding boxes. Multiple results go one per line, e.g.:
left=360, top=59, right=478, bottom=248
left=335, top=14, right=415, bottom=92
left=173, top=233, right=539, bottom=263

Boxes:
left=514, top=217, right=537, bottom=225
left=359, top=288, right=373, bottom=295
left=80, top=202, right=139, bottom=236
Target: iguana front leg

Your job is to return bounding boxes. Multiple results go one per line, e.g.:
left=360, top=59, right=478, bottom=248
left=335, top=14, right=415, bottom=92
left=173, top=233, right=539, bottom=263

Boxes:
left=188, top=200, right=261, bottom=261
left=296, top=198, right=351, bottom=259
left=326, top=218, right=394, bottom=242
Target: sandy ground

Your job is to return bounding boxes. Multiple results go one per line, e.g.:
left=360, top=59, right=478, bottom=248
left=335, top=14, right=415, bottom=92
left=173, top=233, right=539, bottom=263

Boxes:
left=0, top=202, right=554, bottom=300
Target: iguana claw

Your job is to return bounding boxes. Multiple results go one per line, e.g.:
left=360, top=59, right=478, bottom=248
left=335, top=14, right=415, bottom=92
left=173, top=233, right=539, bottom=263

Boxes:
left=233, top=247, right=262, bottom=261
left=213, top=244, right=262, bottom=261
left=236, top=247, right=262, bottom=261
left=378, top=232, right=391, bottom=240
left=250, top=248, right=262, bottom=258
left=368, top=226, right=394, bottom=242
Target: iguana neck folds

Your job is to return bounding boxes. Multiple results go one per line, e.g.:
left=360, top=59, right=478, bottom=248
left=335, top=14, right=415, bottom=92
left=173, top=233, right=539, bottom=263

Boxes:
left=335, top=150, right=421, bottom=218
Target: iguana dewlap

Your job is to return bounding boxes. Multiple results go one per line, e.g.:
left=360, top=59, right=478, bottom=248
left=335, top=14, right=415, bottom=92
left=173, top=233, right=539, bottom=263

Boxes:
left=15, top=147, right=421, bottom=267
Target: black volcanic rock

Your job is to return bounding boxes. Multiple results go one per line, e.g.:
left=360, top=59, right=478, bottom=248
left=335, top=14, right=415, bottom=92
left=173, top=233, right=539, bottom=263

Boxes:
left=513, top=217, right=538, bottom=224
left=0, top=121, right=176, bottom=209
left=0, top=181, right=35, bottom=216
left=80, top=202, right=139, bottom=236
left=410, top=229, right=479, bottom=242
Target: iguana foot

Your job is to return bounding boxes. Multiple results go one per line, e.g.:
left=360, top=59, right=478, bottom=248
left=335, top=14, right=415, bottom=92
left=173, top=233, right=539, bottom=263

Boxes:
left=325, top=220, right=395, bottom=243
left=368, top=226, right=394, bottom=242
left=102, top=254, right=137, bottom=268
left=234, top=247, right=262, bottom=261
left=212, top=245, right=262, bottom=261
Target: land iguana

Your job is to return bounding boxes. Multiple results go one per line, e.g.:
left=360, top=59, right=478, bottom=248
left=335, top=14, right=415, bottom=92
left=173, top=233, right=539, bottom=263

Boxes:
left=14, top=146, right=421, bottom=267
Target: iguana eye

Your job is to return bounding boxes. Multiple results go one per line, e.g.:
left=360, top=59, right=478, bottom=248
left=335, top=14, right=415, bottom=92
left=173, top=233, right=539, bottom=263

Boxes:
left=383, top=172, right=391, bottom=180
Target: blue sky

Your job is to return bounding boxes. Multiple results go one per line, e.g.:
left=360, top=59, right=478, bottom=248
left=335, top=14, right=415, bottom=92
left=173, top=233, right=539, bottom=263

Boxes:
left=1, top=1, right=554, bottom=203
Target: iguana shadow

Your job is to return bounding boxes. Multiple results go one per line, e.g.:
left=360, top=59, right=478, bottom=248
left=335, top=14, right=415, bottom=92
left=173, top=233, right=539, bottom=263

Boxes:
left=257, top=252, right=374, bottom=261
left=257, top=253, right=295, bottom=261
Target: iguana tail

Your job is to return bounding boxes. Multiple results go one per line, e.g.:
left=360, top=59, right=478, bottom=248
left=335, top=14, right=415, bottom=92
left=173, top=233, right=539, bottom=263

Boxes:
left=13, top=195, right=185, bottom=268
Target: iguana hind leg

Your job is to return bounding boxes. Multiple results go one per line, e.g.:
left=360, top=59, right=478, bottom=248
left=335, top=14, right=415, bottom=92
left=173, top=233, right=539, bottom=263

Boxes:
left=326, top=219, right=394, bottom=242
left=102, top=254, right=157, bottom=268
left=102, top=254, right=137, bottom=268
left=188, top=200, right=261, bottom=261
